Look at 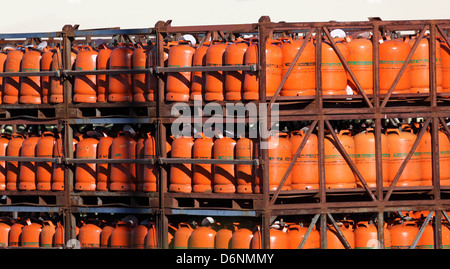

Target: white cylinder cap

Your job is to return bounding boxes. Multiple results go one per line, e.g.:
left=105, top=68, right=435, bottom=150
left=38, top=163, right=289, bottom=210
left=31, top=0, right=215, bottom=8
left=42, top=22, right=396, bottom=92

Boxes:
left=330, top=29, right=346, bottom=38
left=181, top=34, right=197, bottom=46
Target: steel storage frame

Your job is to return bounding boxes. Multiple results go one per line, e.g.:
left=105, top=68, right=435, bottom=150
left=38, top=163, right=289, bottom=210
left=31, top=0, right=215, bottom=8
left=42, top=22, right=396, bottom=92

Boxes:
left=0, top=16, right=449, bottom=249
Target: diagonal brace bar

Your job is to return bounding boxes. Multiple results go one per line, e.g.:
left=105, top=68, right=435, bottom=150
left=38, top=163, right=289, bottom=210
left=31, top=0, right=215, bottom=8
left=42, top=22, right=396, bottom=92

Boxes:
left=269, top=120, right=318, bottom=205
left=324, top=120, right=377, bottom=201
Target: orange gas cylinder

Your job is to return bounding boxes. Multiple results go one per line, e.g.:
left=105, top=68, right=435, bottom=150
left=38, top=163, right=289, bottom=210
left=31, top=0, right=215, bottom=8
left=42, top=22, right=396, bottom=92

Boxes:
left=135, top=135, right=145, bottom=191
left=40, top=221, right=56, bottom=248
left=40, top=48, right=55, bottom=104
left=6, top=133, right=24, bottom=190
left=52, top=136, right=77, bottom=191
left=326, top=220, right=355, bottom=249
left=146, top=45, right=160, bottom=102
left=21, top=220, right=42, bottom=248
left=3, top=49, right=24, bottom=104
left=131, top=44, right=148, bottom=102
left=50, top=48, right=76, bottom=103
left=0, top=221, right=11, bottom=246
left=418, top=127, right=450, bottom=186
left=231, top=227, right=253, bottom=249
left=243, top=40, right=283, bottom=100
left=386, top=127, right=422, bottom=186
left=347, top=38, right=373, bottom=95
left=131, top=224, right=148, bottom=249
left=110, top=132, right=136, bottom=191
left=108, top=44, right=134, bottom=102
left=20, top=48, right=42, bottom=104
left=324, top=130, right=357, bottom=189
left=142, top=132, right=157, bottom=192
left=389, top=220, right=419, bottom=249
left=54, top=222, right=64, bottom=248
left=408, top=37, right=442, bottom=93
left=254, top=132, right=292, bottom=193
left=18, top=135, right=40, bottom=190
left=213, top=136, right=237, bottom=193
left=257, top=132, right=292, bottom=192
left=280, top=37, right=316, bottom=96
left=354, top=128, right=389, bottom=187
left=440, top=130, right=450, bottom=186
left=236, top=137, right=254, bottom=193
left=75, top=137, right=99, bottom=191
left=111, top=221, right=131, bottom=248
left=440, top=41, right=450, bottom=94
left=224, top=39, right=248, bottom=100
left=0, top=134, right=10, bottom=190
left=173, top=223, right=193, bottom=249
left=0, top=50, right=7, bottom=104
left=100, top=223, right=114, bottom=247
left=169, top=136, right=194, bottom=193
left=73, top=45, right=98, bottom=103
left=96, top=134, right=113, bottom=191
left=354, top=221, right=391, bottom=249
left=251, top=225, right=289, bottom=249
left=321, top=38, right=349, bottom=95
left=190, top=42, right=210, bottom=100
left=204, top=42, right=228, bottom=101
left=379, top=40, right=411, bottom=94
left=9, top=222, right=24, bottom=247
left=188, top=226, right=217, bottom=249
left=78, top=223, right=102, bottom=248
left=192, top=134, right=213, bottom=193
left=36, top=132, right=56, bottom=190
left=290, top=130, right=318, bottom=190
left=145, top=222, right=158, bottom=249
left=96, top=44, right=112, bottom=103
left=287, top=223, right=320, bottom=249
left=416, top=221, right=450, bottom=249
left=215, top=224, right=235, bottom=249
left=165, top=41, right=195, bottom=102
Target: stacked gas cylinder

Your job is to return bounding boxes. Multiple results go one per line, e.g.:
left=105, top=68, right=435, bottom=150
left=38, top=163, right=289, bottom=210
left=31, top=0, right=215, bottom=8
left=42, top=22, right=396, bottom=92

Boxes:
left=76, top=216, right=157, bottom=249
left=0, top=40, right=155, bottom=105
left=0, top=128, right=157, bottom=192
left=0, top=216, right=65, bottom=248
left=169, top=213, right=450, bottom=249
left=0, top=215, right=156, bottom=248
left=163, top=34, right=450, bottom=103
left=167, top=122, right=450, bottom=193
left=1, top=33, right=449, bottom=105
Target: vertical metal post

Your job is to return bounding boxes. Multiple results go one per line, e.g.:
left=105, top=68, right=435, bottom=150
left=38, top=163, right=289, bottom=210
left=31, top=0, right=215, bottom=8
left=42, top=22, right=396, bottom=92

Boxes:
left=258, top=15, right=271, bottom=250
left=62, top=27, right=76, bottom=244
left=155, top=21, right=168, bottom=249
left=373, top=21, right=385, bottom=248
left=429, top=22, right=442, bottom=249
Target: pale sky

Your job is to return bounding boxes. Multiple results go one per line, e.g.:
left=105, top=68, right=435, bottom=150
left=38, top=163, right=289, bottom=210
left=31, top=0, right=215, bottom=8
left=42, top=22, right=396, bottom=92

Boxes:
left=1, top=0, right=450, bottom=33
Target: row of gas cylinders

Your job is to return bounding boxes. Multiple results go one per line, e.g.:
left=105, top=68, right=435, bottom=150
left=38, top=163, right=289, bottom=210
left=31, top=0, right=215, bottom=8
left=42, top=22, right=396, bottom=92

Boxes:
left=171, top=217, right=450, bottom=249
left=0, top=216, right=157, bottom=248
left=0, top=130, right=157, bottom=192
left=165, top=34, right=450, bottom=102
left=169, top=124, right=450, bottom=193
left=2, top=34, right=449, bottom=105
left=0, top=42, right=155, bottom=105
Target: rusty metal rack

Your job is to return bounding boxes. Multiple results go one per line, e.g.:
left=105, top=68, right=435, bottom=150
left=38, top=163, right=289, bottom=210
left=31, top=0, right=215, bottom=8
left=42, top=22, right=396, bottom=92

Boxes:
left=0, top=16, right=450, bottom=249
